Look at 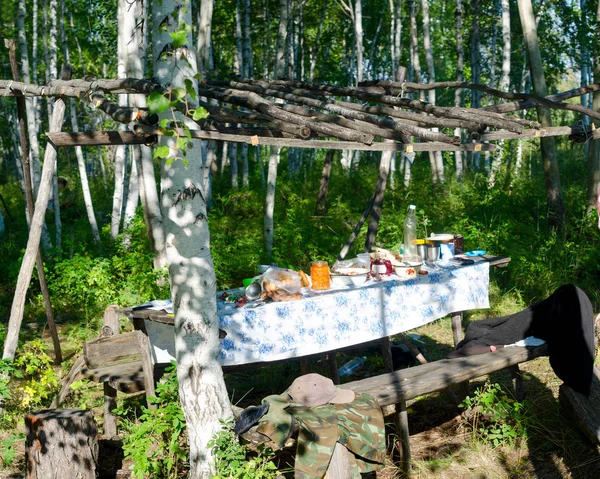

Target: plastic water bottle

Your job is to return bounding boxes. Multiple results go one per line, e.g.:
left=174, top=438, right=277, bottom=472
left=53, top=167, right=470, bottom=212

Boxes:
left=403, top=205, right=418, bottom=259
left=338, top=356, right=367, bottom=376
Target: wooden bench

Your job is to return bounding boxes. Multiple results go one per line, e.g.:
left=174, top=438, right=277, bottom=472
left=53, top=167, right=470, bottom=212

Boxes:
left=53, top=305, right=158, bottom=436
left=341, top=343, right=549, bottom=473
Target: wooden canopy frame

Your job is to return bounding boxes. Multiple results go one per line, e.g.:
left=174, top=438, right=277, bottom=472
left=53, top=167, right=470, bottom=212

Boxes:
left=2, top=68, right=600, bottom=152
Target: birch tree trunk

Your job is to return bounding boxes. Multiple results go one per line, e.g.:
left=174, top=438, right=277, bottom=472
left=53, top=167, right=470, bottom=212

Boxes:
left=197, top=0, right=214, bottom=80
left=489, top=0, right=511, bottom=187
left=309, top=3, right=327, bottom=80
left=241, top=143, right=249, bottom=187
left=454, top=0, right=465, bottom=179
left=122, top=157, right=140, bottom=236
left=365, top=148, right=393, bottom=251
left=152, top=1, right=232, bottom=477
left=230, top=142, right=239, bottom=189
left=17, top=0, right=42, bottom=197
left=274, top=0, right=289, bottom=80
left=393, top=0, right=403, bottom=81
left=516, top=0, right=565, bottom=233
left=70, top=100, right=101, bottom=243
left=124, top=0, right=167, bottom=267
left=586, top=1, right=600, bottom=209
left=421, top=0, right=444, bottom=183
left=111, top=0, right=128, bottom=240
left=470, top=0, right=482, bottom=169
left=264, top=146, right=279, bottom=262
left=353, top=0, right=364, bottom=83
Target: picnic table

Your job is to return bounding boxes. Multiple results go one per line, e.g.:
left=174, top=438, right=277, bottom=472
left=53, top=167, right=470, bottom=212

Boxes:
left=119, top=255, right=510, bottom=374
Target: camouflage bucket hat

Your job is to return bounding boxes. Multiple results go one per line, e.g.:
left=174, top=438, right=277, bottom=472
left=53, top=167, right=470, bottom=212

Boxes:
left=288, top=373, right=355, bottom=407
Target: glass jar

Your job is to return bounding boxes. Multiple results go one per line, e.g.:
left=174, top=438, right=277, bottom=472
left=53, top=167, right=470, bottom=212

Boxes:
left=310, top=261, right=331, bottom=290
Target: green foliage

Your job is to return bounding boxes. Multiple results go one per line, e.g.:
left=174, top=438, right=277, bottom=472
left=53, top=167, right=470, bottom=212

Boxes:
left=12, top=339, right=58, bottom=410
left=460, top=381, right=534, bottom=448
left=117, top=363, right=188, bottom=479
left=0, top=433, right=24, bottom=468
left=208, top=418, right=280, bottom=479
left=0, top=359, right=23, bottom=406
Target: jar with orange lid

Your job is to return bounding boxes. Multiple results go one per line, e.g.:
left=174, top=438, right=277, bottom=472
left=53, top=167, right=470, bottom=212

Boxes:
left=310, top=261, right=331, bottom=290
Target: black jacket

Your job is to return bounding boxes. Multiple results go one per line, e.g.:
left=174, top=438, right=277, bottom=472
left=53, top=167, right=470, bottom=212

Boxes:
left=451, top=284, right=595, bottom=395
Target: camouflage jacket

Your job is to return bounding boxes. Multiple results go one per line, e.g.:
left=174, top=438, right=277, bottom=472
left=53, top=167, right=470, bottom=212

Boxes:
left=257, top=391, right=386, bottom=478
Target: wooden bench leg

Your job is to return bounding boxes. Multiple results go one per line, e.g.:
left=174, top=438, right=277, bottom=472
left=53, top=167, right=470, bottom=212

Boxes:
left=509, top=364, right=524, bottom=402
left=396, top=401, right=411, bottom=474
left=103, top=382, right=118, bottom=437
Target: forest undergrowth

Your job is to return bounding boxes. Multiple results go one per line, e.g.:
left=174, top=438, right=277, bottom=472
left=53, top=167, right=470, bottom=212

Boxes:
left=1, top=140, right=600, bottom=477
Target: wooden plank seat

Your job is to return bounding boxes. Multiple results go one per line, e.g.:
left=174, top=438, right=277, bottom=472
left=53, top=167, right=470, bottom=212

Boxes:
left=341, top=344, right=549, bottom=474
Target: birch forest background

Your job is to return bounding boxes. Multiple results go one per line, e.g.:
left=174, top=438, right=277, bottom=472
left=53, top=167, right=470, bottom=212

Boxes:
left=1, top=0, right=600, bottom=477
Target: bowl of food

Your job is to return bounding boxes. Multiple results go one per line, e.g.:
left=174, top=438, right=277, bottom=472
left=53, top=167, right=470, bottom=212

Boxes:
left=330, top=267, right=370, bottom=287
left=393, top=261, right=422, bottom=279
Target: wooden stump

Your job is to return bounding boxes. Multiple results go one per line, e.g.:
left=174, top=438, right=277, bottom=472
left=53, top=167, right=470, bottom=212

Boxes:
left=25, top=409, right=98, bottom=479
left=559, top=366, right=600, bottom=445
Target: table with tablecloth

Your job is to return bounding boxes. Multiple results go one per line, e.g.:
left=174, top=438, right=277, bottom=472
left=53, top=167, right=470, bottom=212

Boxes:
left=141, top=261, right=490, bottom=366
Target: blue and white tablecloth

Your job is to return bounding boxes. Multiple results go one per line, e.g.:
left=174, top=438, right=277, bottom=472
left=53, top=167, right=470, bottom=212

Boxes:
left=144, top=261, right=490, bottom=366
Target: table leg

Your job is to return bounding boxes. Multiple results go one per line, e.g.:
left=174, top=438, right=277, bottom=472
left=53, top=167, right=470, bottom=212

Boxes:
left=299, top=359, right=310, bottom=376
left=451, top=312, right=469, bottom=397
left=381, top=337, right=394, bottom=372
left=328, top=354, right=341, bottom=385
left=451, top=311, right=464, bottom=348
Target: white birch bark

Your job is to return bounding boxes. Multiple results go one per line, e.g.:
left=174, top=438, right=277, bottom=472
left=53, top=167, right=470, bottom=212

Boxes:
left=124, top=0, right=167, bottom=267
left=122, top=156, right=140, bottom=235
left=489, top=0, right=511, bottom=187
left=111, top=0, right=128, bottom=240
left=353, top=0, right=364, bottom=83
left=264, top=146, right=279, bottom=261
left=17, top=0, right=42, bottom=198
left=274, top=0, right=289, bottom=80
left=197, top=0, right=214, bottom=80
left=230, top=142, right=239, bottom=189
left=152, top=2, right=232, bottom=477
left=420, top=0, right=444, bottom=183
left=454, top=0, right=465, bottom=179
left=70, top=100, right=101, bottom=243
left=234, top=0, right=242, bottom=75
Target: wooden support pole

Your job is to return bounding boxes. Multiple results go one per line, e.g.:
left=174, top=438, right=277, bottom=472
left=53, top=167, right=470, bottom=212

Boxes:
left=3, top=64, right=71, bottom=365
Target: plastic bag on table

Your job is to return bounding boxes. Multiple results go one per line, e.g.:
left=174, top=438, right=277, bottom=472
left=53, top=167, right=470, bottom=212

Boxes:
left=260, top=268, right=302, bottom=294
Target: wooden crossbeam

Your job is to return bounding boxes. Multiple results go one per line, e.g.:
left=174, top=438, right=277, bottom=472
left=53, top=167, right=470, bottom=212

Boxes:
left=47, top=129, right=499, bottom=152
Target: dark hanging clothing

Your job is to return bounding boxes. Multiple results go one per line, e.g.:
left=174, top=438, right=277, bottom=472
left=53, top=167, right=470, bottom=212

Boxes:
left=450, top=284, right=595, bottom=395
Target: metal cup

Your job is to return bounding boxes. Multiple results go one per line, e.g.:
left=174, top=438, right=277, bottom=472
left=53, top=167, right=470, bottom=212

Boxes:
left=426, top=244, right=441, bottom=261
left=416, top=244, right=427, bottom=259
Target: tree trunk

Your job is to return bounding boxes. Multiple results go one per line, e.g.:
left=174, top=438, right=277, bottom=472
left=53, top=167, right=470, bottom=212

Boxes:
left=517, top=0, right=565, bottom=233
left=408, top=0, right=423, bottom=102
left=122, top=156, right=140, bottom=238
left=309, top=3, right=327, bottom=80
left=489, top=0, right=511, bottom=187
left=70, top=100, right=101, bottom=243
left=25, top=409, right=98, bottom=479
left=125, top=0, right=167, bottom=268
left=394, top=0, right=403, bottom=81
left=234, top=0, right=242, bottom=75
left=242, top=0, right=253, bottom=78
left=230, top=142, right=239, bottom=189
left=316, top=150, right=335, bottom=215
left=197, top=0, right=214, bottom=80
left=365, top=147, right=393, bottom=252
left=586, top=1, right=600, bottom=209
left=421, top=0, right=444, bottom=183
left=152, top=1, right=232, bottom=477
left=17, top=0, right=43, bottom=198
left=454, top=0, right=465, bottom=179
left=274, top=0, right=289, bottom=80
left=264, top=146, right=279, bottom=262
left=241, top=143, right=249, bottom=187
left=353, top=0, right=364, bottom=83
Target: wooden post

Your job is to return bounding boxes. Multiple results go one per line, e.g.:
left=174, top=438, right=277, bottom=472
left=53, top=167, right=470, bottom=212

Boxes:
left=380, top=337, right=394, bottom=372
left=6, top=39, right=62, bottom=364
left=25, top=409, right=98, bottom=479
left=450, top=311, right=464, bottom=347
left=2, top=63, right=72, bottom=364
left=102, top=305, right=120, bottom=436
left=396, top=400, right=411, bottom=474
